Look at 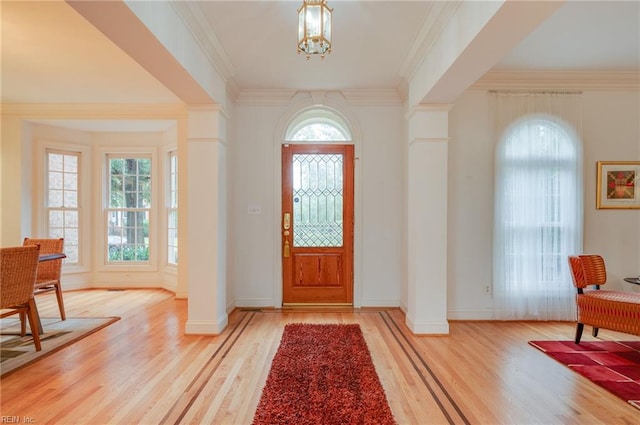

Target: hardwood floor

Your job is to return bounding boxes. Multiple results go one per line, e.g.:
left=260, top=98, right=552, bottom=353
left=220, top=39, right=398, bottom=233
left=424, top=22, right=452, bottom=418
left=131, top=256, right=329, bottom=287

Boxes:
left=1, top=289, right=639, bottom=424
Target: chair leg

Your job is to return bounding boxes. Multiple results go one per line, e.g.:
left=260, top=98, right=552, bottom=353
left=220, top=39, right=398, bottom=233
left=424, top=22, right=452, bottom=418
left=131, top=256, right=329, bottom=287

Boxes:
left=575, top=323, right=584, bottom=344
left=26, top=299, right=42, bottom=351
left=19, top=311, right=26, bottom=336
left=55, top=284, right=66, bottom=320
left=592, top=327, right=599, bottom=338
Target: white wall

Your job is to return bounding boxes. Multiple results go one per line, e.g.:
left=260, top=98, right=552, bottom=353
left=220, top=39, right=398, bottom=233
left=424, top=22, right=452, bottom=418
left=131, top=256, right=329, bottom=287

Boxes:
left=228, top=104, right=281, bottom=306
left=448, top=90, right=495, bottom=319
left=357, top=105, right=404, bottom=306
left=229, top=93, right=404, bottom=308
left=448, top=89, right=640, bottom=320
left=582, top=91, right=640, bottom=292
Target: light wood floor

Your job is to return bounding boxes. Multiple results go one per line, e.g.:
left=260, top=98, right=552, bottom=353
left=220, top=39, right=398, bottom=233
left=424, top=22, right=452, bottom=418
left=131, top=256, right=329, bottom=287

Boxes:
left=1, top=289, right=639, bottom=424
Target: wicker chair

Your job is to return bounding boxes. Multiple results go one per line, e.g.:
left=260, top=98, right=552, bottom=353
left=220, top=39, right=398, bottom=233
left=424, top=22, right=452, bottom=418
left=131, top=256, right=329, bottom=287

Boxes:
left=23, top=238, right=66, bottom=320
left=568, top=254, right=640, bottom=344
left=0, top=245, right=42, bottom=351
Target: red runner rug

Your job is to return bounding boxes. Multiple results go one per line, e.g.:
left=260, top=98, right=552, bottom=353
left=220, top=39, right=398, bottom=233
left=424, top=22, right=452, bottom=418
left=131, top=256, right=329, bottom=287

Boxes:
left=529, top=340, right=640, bottom=410
left=252, top=323, right=396, bottom=425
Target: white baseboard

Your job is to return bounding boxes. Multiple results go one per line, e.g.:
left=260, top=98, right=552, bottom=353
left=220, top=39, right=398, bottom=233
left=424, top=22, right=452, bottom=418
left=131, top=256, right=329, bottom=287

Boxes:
left=360, top=297, right=400, bottom=307
left=234, top=297, right=276, bottom=308
left=447, top=308, right=494, bottom=321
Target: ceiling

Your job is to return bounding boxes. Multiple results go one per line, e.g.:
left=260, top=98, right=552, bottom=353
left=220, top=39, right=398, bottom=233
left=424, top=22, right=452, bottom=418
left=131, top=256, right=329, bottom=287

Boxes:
left=196, top=0, right=435, bottom=91
left=494, top=0, right=640, bottom=71
left=1, top=0, right=639, bottom=108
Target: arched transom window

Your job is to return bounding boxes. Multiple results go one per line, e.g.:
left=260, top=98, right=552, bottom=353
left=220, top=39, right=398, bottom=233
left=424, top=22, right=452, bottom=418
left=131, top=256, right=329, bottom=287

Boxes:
left=285, top=108, right=352, bottom=142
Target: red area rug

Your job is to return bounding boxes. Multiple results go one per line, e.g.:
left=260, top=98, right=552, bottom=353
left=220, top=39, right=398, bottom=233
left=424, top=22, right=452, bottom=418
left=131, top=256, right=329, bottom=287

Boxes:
left=252, top=323, right=396, bottom=425
left=529, top=340, right=640, bottom=410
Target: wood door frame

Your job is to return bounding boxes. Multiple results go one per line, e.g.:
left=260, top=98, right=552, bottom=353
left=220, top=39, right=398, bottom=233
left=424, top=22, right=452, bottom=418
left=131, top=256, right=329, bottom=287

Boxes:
left=281, top=144, right=354, bottom=305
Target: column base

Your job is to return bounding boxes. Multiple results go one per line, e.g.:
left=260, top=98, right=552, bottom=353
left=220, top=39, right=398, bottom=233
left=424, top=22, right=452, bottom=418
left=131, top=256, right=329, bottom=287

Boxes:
left=406, top=317, right=450, bottom=335
left=185, top=315, right=228, bottom=335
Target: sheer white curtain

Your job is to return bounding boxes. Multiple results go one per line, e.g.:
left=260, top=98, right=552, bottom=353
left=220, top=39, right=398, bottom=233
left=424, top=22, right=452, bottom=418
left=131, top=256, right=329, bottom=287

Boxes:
left=491, top=92, right=583, bottom=320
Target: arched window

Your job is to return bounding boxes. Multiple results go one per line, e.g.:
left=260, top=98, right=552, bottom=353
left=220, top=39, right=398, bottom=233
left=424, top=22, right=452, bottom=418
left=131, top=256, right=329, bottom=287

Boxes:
left=494, top=113, right=583, bottom=320
left=291, top=123, right=347, bottom=141
left=285, top=108, right=351, bottom=142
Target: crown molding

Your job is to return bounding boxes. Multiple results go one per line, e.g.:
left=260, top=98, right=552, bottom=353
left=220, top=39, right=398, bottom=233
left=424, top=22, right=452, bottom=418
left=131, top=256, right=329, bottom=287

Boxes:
left=341, top=89, right=403, bottom=106
left=399, top=1, right=462, bottom=81
left=0, top=103, right=188, bottom=119
left=171, top=1, right=236, bottom=83
left=234, top=89, right=402, bottom=106
left=226, top=79, right=241, bottom=103
left=235, top=89, right=298, bottom=105
left=473, top=70, right=640, bottom=91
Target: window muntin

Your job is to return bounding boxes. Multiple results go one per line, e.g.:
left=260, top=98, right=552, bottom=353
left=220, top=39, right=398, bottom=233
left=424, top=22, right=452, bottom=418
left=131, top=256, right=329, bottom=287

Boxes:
left=291, top=123, right=347, bottom=141
left=498, top=117, right=578, bottom=290
left=106, top=156, right=151, bottom=262
left=292, top=153, right=344, bottom=247
left=168, top=151, right=178, bottom=265
left=46, top=150, right=80, bottom=264
left=285, top=108, right=352, bottom=142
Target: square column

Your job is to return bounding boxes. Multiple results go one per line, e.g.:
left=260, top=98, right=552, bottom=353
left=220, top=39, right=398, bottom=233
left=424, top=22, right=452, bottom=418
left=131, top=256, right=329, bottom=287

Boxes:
left=184, top=106, right=228, bottom=334
left=0, top=116, right=31, bottom=245
left=405, top=105, right=452, bottom=334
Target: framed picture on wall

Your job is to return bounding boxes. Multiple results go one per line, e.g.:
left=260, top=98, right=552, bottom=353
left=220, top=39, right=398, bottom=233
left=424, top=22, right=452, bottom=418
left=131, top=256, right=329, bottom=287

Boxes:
left=596, top=161, right=640, bottom=209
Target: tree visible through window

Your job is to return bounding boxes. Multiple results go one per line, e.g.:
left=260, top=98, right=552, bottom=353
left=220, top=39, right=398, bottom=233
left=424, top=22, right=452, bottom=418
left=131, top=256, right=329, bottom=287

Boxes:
left=46, top=150, right=79, bottom=263
left=291, top=123, right=347, bottom=141
left=107, top=156, right=151, bottom=262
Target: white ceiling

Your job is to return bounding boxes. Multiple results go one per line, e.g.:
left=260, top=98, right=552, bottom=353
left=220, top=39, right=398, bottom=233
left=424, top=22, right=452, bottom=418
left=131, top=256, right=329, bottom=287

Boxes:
left=1, top=0, right=639, bottom=108
left=1, top=0, right=179, bottom=104
left=196, top=0, right=434, bottom=91
left=494, top=0, right=640, bottom=71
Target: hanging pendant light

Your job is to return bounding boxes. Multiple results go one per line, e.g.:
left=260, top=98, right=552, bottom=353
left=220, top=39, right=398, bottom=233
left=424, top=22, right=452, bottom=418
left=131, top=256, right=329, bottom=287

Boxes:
left=297, top=0, right=332, bottom=59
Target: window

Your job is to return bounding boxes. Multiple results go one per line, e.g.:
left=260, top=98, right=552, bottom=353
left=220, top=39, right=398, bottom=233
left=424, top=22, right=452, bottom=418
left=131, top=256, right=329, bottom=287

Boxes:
left=494, top=113, right=582, bottom=320
left=106, top=156, right=151, bottom=262
left=167, top=151, right=178, bottom=265
left=286, top=107, right=351, bottom=142
left=291, top=123, right=347, bottom=141
left=46, top=150, right=80, bottom=263
left=292, top=152, right=344, bottom=247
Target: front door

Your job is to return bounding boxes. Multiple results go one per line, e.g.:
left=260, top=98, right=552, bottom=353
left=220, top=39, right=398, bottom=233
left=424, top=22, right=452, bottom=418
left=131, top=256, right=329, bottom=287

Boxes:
left=282, top=144, right=354, bottom=304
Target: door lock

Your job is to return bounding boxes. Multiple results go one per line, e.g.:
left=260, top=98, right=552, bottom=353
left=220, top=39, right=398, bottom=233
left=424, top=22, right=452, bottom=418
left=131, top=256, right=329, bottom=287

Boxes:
left=283, top=212, right=290, bottom=230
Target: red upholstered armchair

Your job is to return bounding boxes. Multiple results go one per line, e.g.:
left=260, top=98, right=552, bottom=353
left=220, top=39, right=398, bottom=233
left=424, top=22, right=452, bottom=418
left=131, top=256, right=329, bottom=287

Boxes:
left=568, top=255, right=640, bottom=344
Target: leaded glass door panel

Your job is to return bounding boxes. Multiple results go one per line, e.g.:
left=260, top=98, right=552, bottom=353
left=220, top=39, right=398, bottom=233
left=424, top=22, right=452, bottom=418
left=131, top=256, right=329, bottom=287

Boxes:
left=282, top=144, right=354, bottom=304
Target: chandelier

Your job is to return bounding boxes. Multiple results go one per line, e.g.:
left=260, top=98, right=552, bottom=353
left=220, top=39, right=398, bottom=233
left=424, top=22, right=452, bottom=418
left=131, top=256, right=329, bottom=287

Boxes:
left=297, top=0, right=332, bottom=59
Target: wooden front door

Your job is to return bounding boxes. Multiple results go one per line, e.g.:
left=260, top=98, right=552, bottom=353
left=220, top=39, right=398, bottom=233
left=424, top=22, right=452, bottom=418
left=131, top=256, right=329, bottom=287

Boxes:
left=282, top=144, right=354, bottom=304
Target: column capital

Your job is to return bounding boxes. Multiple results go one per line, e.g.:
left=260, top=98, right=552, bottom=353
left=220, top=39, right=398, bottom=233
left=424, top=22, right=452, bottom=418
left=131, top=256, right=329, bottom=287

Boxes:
left=405, top=103, right=454, bottom=121
left=187, top=104, right=226, bottom=115
left=187, top=104, right=226, bottom=140
left=406, top=104, right=452, bottom=141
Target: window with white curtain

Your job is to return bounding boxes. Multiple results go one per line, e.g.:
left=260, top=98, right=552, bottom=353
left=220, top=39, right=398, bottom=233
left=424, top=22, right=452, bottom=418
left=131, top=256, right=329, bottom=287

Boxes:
left=492, top=92, right=583, bottom=320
